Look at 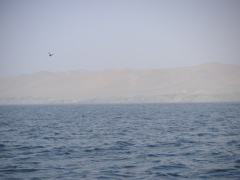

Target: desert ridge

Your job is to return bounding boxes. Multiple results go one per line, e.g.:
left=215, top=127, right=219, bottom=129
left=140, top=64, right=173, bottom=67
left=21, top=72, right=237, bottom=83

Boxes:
left=0, top=62, right=240, bottom=104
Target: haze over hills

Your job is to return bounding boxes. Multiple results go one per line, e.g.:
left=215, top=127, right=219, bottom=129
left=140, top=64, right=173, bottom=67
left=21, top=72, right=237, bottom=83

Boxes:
left=0, top=62, right=240, bottom=104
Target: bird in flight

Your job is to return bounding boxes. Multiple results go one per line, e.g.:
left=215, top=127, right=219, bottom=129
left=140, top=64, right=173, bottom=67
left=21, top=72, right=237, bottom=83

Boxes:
left=48, top=52, right=53, bottom=57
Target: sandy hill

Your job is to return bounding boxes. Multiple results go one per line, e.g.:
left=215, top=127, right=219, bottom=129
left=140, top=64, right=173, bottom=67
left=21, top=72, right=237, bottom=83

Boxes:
left=0, top=62, right=240, bottom=104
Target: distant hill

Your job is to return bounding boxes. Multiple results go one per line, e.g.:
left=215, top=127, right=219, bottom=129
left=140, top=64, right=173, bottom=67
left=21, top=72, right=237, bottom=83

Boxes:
left=0, top=62, right=240, bottom=104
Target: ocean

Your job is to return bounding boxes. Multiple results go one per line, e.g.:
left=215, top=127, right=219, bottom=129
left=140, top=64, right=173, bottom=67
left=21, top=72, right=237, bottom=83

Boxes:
left=0, top=103, right=240, bottom=180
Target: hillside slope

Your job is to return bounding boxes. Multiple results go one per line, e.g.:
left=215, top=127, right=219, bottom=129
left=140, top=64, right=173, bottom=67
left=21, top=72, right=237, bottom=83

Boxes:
left=0, top=62, right=240, bottom=104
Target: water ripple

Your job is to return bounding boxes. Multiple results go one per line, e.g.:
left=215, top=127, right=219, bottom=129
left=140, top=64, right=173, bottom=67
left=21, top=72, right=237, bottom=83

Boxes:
left=0, top=103, right=240, bottom=179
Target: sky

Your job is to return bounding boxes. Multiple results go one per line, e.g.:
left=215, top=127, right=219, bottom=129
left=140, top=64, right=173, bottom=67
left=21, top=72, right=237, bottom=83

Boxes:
left=0, top=0, right=240, bottom=77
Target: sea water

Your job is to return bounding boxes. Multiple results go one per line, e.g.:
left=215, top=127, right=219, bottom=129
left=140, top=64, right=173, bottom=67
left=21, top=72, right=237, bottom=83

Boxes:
left=0, top=103, right=240, bottom=179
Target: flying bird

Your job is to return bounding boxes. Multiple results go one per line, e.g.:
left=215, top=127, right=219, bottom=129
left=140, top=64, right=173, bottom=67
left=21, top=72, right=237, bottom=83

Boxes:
left=48, top=52, right=53, bottom=57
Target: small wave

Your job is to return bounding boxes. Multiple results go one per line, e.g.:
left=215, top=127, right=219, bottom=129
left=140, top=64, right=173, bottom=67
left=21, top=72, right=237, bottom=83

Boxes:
left=0, top=144, right=6, bottom=148
left=207, top=168, right=237, bottom=173
left=235, top=159, right=240, bottom=164
left=0, top=167, right=39, bottom=173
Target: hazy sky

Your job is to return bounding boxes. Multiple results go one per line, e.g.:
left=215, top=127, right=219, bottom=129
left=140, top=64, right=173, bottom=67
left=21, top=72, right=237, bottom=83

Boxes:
left=1, top=0, right=240, bottom=76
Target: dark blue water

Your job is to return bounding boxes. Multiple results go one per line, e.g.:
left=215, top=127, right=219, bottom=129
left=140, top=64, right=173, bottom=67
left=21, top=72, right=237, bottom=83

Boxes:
left=0, top=103, right=240, bottom=180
